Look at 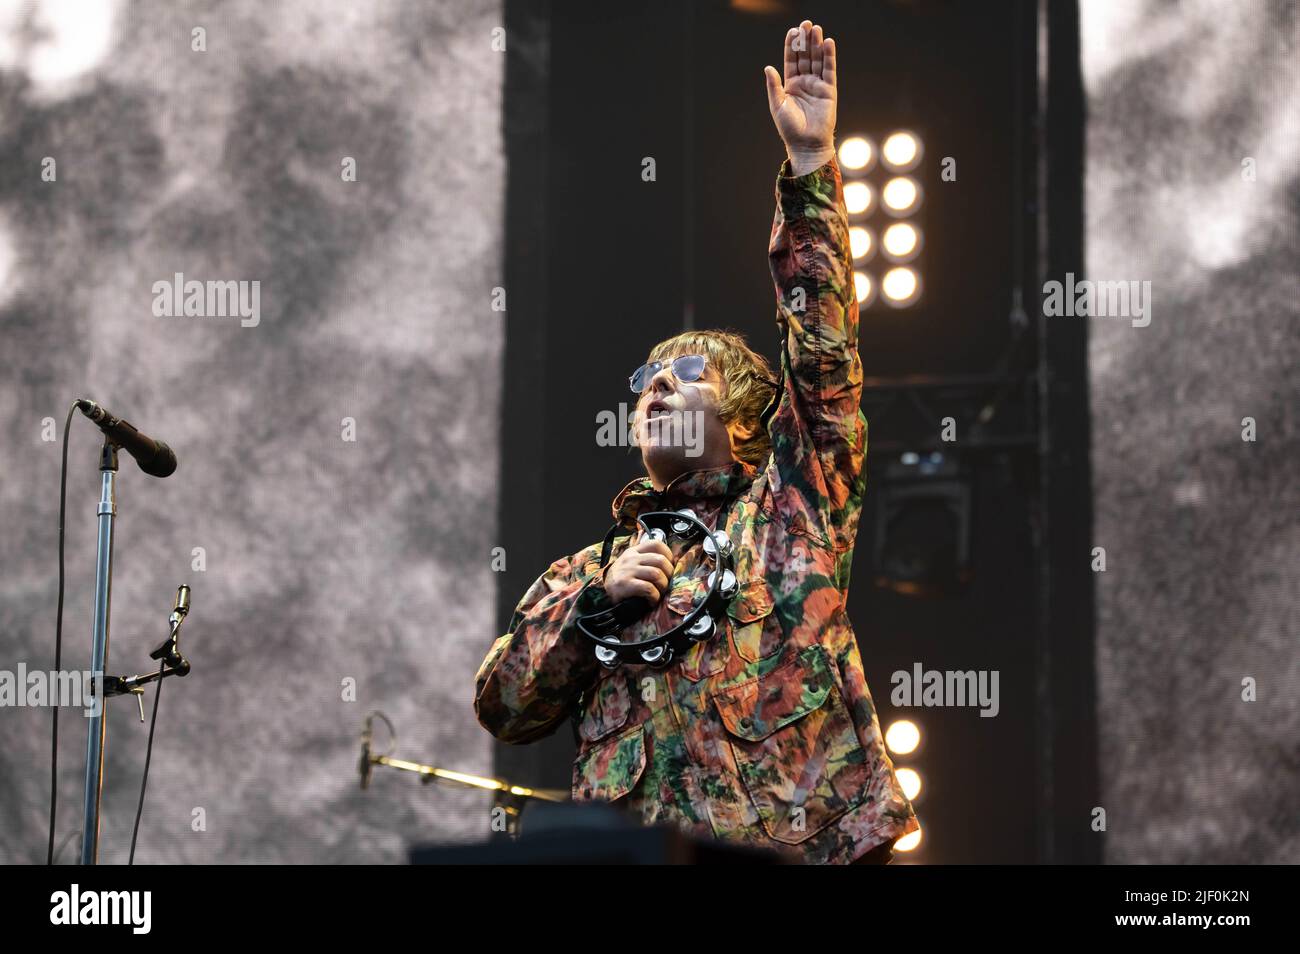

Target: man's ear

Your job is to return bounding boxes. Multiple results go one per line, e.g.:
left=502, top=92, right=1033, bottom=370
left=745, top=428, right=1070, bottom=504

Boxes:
left=729, top=418, right=757, bottom=445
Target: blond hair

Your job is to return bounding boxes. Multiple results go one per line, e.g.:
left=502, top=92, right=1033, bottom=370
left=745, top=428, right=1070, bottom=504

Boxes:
left=644, top=329, right=779, bottom=469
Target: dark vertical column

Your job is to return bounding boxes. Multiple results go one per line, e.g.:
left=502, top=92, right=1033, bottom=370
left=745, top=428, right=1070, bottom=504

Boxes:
left=1035, top=0, right=1101, bottom=864
left=681, top=0, right=695, bottom=332
left=494, top=0, right=552, bottom=791
left=494, top=0, right=688, bottom=793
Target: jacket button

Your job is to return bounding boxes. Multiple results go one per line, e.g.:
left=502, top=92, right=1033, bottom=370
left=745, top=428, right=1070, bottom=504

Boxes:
left=739, top=716, right=753, bottom=729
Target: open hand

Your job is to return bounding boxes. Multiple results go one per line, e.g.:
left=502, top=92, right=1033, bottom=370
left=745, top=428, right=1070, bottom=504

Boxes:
left=764, top=20, right=838, bottom=175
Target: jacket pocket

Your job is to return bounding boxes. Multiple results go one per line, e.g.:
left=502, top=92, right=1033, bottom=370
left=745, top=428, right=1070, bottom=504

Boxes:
left=711, top=644, right=870, bottom=844
left=726, top=578, right=780, bottom=663
left=572, top=722, right=646, bottom=803
left=577, top=673, right=631, bottom=744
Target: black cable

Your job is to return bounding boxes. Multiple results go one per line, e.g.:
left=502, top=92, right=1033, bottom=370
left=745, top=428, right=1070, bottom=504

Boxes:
left=47, top=402, right=77, bottom=866
left=53, top=827, right=81, bottom=866
left=129, top=660, right=167, bottom=865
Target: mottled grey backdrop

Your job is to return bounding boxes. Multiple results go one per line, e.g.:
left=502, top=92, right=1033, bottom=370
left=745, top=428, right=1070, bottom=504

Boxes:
left=0, top=0, right=503, bottom=862
left=1082, top=0, right=1298, bottom=863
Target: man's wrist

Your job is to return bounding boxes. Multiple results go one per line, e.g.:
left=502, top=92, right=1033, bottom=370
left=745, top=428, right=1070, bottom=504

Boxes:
left=786, top=144, right=836, bottom=177
left=574, top=566, right=615, bottom=617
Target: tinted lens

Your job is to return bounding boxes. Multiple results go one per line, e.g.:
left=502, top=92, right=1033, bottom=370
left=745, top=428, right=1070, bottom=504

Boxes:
left=629, top=361, right=661, bottom=393
left=673, top=354, right=706, bottom=382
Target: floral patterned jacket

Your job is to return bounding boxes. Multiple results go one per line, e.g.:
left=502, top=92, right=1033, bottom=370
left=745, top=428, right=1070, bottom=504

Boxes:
left=474, top=156, right=920, bottom=864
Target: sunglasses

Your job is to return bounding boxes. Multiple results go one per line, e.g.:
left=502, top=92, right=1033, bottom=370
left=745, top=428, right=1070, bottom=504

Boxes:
left=628, top=354, right=707, bottom=394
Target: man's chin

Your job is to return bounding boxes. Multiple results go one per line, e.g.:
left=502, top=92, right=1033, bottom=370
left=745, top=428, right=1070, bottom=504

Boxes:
left=641, top=444, right=709, bottom=480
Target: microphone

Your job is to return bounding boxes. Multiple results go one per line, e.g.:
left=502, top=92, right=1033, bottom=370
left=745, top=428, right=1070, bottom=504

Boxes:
left=359, top=714, right=374, bottom=790
left=169, top=584, right=191, bottom=631
left=150, top=584, right=192, bottom=673
left=75, top=399, right=178, bottom=478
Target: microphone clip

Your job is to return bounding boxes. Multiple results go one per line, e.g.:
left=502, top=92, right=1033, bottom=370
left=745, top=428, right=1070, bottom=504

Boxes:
left=149, top=584, right=191, bottom=672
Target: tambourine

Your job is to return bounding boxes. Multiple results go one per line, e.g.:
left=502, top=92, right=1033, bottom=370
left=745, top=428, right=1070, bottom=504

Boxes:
left=576, top=508, right=738, bottom=670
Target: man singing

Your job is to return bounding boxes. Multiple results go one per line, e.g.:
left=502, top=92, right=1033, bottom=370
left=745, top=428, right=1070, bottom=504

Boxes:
left=474, top=20, right=919, bottom=865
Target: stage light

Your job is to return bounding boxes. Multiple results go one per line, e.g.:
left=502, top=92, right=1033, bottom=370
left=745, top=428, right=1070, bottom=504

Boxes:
left=885, top=719, right=920, bottom=755
left=882, top=266, right=921, bottom=307
left=874, top=451, right=971, bottom=595
left=894, top=826, right=923, bottom=852
left=849, top=226, right=875, bottom=261
left=882, top=176, right=922, bottom=216
left=838, top=136, right=875, bottom=171
left=881, top=131, right=923, bottom=172
left=896, top=767, right=922, bottom=801
left=882, top=222, right=921, bottom=262
left=844, top=181, right=874, bottom=216
left=853, top=271, right=877, bottom=307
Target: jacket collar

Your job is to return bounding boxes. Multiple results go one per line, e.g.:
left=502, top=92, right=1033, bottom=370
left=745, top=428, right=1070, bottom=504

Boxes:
left=609, top=460, right=758, bottom=523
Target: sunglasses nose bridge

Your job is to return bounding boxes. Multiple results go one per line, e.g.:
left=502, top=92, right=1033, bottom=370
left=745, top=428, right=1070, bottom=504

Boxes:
left=648, top=363, right=677, bottom=392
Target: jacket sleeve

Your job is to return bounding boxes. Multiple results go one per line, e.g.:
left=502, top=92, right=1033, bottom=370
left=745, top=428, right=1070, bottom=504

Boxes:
left=473, top=544, right=614, bottom=744
left=765, top=154, right=867, bottom=562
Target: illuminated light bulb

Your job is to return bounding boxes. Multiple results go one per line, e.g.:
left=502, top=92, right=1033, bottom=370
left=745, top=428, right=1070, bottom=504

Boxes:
left=849, top=226, right=874, bottom=261
left=838, top=136, right=874, bottom=171
left=853, top=271, right=875, bottom=306
left=885, top=719, right=920, bottom=754
left=882, top=267, right=921, bottom=307
left=894, top=826, right=923, bottom=852
left=844, top=181, right=874, bottom=216
left=882, top=176, right=922, bottom=215
left=896, top=767, right=922, bottom=801
left=882, top=131, right=922, bottom=172
left=882, top=223, right=920, bottom=261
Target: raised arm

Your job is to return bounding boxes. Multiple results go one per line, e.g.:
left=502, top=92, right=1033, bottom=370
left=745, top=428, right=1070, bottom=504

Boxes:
left=763, top=22, right=866, bottom=559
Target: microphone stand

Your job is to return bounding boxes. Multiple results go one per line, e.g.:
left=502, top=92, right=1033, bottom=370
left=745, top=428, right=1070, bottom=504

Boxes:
left=358, top=712, right=568, bottom=837
left=78, top=433, right=192, bottom=865
left=80, top=439, right=118, bottom=865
